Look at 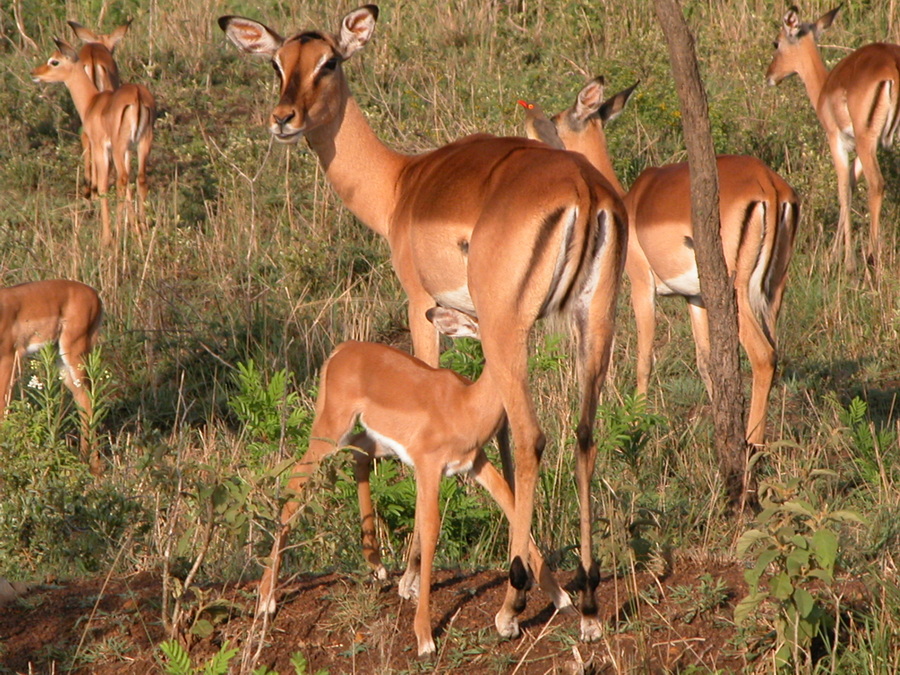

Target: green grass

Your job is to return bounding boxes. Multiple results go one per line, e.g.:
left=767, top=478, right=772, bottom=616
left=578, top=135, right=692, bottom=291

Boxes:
left=2, top=0, right=900, bottom=671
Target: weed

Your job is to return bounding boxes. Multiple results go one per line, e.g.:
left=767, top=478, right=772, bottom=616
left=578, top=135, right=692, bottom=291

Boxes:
left=735, top=469, right=864, bottom=669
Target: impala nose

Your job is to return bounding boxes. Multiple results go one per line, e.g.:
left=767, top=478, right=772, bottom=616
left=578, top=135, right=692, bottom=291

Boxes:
left=273, top=111, right=295, bottom=129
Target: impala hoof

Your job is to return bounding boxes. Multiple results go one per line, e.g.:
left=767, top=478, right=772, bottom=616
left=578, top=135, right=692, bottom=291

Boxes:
left=553, top=590, right=576, bottom=615
left=416, top=637, right=436, bottom=658
left=580, top=615, right=602, bottom=642
left=372, top=564, right=388, bottom=582
left=495, top=609, right=521, bottom=639
left=257, top=595, right=277, bottom=617
left=398, top=570, right=420, bottom=600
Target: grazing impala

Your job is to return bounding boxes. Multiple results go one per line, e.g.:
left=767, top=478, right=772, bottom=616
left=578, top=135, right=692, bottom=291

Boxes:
left=219, top=5, right=627, bottom=641
left=536, top=77, right=799, bottom=446
left=32, top=37, right=155, bottom=245
left=269, top=321, right=573, bottom=656
left=67, top=20, right=131, bottom=198
left=0, top=280, right=103, bottom=475
left=766, top=5, right=900, bottom=272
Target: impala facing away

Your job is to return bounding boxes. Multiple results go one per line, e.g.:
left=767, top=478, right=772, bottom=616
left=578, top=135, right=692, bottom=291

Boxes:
left=32, top=37, right=155, bottom=245
left=0, top=280, right=103, bottom=475
left=67, top=20, right=131, bottom=198
left=269, top=325, right=573, bottom=656
left=534, top=77, right=799, bottom=446
left=767, top=5, right=900, bottom=272
left=219, top=5, right=627, bottom=641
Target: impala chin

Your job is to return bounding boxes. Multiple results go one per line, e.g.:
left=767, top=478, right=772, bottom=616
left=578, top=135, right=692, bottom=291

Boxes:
left=271, top=127, right=304, bottom=144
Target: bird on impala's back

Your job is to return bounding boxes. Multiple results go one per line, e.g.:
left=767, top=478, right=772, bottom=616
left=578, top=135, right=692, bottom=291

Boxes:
left=517, top=99, right=565, bottom=150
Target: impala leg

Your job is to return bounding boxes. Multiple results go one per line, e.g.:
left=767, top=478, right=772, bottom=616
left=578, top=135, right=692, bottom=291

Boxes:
left=93, top=141, right=112, bottom=246
left=735, top=293, right=776, bottom=448
left=570, top=209, right=626, bottom=641
left=81, top=131, right=93, bottom=199
left=827, top=137, right=855, bottom=272
left=469, top=452, right=573, bottom=617
left=626, top=246, right=658, bottom=397
left=113, top=139, right=132, bottom=236
left=136, top=126, right=153, bottom=227
left=413, top=466, right=440, bottom=657
left=57, top=332, right=98, bottom=475
left=258, top=434, right=339, bottom=616
left=686, top=299, right=714, bottom=399
left=349, top=433, right=387, bottom=581
left=855, top=134, right=885, bottom=270
left=396, top=288, right=439, bottom=599
left=0, top=354, right=17, bottom=416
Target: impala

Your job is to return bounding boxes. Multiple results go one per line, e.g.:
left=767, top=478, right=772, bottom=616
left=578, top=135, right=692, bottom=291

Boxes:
left=536, top=77, right=799, bottom=446
left=766, top=5, right=900, bottom=272
left=68, top=20, right=130, bottom=198
left=219, top=5, right=627, bottom=641
left=0, top=280, right=103, bottom=475
left=269, top=324, right=573, bottom=656
left=32, top=37, right=155, bottom=245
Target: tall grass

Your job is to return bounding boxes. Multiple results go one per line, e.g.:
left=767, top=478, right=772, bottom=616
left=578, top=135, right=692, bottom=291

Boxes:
left=1, top=0, right=899, bottom=670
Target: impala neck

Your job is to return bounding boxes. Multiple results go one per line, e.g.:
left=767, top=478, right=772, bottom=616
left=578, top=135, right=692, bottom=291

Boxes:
left=304, top=89, right=407, bottom=239
left=794, top=41, right=830, bottom=115
left=584, top=133, right=625, bottom=198
left=61, top=65, right=100, bottom=122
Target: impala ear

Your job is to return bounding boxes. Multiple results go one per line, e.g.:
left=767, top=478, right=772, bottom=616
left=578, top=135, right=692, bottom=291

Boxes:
left=597, top=80, right=639, bottom=125
left=572, top=76, right=604, bottom=123
left=67, top=21, right=98, bottom=43
left=218, top=15, right=284, bottom=56
left=813, top=5, right=841, bottom=36
left=425, top=307, right=481, bottom=340
left=783, top=7, right=800, bottom=35
left=53, top=37, right=79, bottom=60
left=338, top=5, right=378, bottom=59
left=106, top=21, right=131, bottom=49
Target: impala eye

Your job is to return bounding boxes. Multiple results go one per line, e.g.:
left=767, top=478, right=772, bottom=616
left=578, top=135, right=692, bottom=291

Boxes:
left=772, top=41, right=778, bottom=49
left=321, top=57, right=338, bottom=72
left=50, top=59, right=59, bottom=66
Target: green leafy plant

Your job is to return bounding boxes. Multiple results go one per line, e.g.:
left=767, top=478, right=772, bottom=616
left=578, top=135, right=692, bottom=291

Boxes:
left=670, top=573, right=730, bottom=624
left=735, top=470, right=864, bottom=669
left=228, top=360, right=311, bottom=467
left=597, top=393, right=666, bottom=479
left=159, top=639, right=237, bottom=675
left=835, top=395, right=898, bottom=487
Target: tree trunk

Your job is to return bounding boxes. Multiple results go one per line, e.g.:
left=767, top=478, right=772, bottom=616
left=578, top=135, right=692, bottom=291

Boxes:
left=653, top=0, right=748, bottom=506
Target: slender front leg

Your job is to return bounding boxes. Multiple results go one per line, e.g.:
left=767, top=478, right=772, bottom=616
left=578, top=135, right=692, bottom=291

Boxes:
left=413, top=467, right=440, bottom=656
left=258, top=436, right=337, bottom=616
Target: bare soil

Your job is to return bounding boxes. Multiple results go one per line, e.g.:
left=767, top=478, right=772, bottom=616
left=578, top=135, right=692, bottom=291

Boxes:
left=0, top=555, right=758, bottom=674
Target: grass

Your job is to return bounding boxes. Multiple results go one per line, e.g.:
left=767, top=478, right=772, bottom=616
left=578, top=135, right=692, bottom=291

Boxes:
left=2, top=0, right=900, bottom=672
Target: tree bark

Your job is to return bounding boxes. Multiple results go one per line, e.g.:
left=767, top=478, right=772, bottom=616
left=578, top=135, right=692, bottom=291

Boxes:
left=653, top=0, right=748, bottom=505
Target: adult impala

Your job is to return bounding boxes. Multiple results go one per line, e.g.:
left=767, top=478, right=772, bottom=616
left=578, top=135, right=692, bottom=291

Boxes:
left=267, top=320, right=573, bottom=656
left=32, top=37, right=155, bottom=245
left=536, top=77, right=799, bottom=446
left=219, top=5, right=627, bottom=640
left=68, top=20, right=131, bottom=198
left=766, top=5, right=900, bottom=272
left=0, top=280, right=103, bottom=475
